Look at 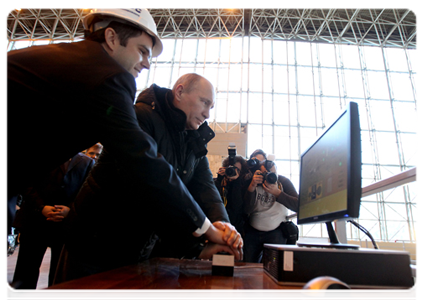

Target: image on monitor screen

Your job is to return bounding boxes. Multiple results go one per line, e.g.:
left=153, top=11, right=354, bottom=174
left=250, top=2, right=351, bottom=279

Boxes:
left=297, top=101, right=362, bottom=248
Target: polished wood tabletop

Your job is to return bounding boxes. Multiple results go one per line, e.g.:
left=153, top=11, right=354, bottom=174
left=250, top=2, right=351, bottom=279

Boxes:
left=48, top=257, right=300, bottom=289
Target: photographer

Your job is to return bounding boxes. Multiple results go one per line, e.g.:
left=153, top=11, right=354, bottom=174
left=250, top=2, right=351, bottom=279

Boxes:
left=243, top=159, right=299, bottom=263
left=215, top=154, right=249, bottom=236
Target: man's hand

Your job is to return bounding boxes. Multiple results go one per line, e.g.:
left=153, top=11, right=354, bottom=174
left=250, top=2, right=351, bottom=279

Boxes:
left=42, top=205, right=70, bottom=222
left=204, top=222, right=243, bottom=261
left=198, top=242, right=237, bottom=260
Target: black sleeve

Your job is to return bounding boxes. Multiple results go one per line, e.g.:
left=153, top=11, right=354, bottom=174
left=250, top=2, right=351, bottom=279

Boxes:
left=275, top=175, right=299, bottom=212
left=187, top=156, right=230, bottom=223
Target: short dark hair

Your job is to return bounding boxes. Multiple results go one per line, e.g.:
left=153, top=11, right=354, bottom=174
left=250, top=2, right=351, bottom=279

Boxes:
left=249, top=149, right=267, bottom=160
left=86, top=20, right=155, bottom=48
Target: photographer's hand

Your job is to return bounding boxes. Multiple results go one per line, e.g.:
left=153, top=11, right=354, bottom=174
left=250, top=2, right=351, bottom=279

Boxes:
left=263, top=181, right=282, bottom=197
left=248, top=170, right=263, bottom=192
left=217, top=167, right=226, bottom=177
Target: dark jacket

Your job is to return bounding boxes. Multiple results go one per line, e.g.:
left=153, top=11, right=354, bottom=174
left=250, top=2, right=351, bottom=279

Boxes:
left=67, top=84, right=228, bottom=265
left=13, top=153, right=94, bottom=234
left=134, top=84, right=228, bottom=225
left=8, top=39, right=208, bottom=236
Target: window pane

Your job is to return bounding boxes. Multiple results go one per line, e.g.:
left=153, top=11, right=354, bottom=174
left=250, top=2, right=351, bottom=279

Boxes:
left=318, top=43, right=337, bottom=67
left=367, top=71, right=390, bottom=99
left=363, top=46, right=385, bottom=70
left=249, top=64, right=262, bottom=91
left=263, top=64, right=272, bottom=92
left=274, top=65, right=288, bottom=93
left=248, top=93, right=262, bottom=123
left=214, top=93, right=227, bottom=123
left=250, top=37, right=262, bottom=63
left=298, top=96, right=316, bottom=127
left=151, top=66, right=171, bottom=89
left=374, top=131, right=399, bottom=166
left=206, top=39, right=220, bottom=62
left=274, top=95, right=290, bottom=125
left=386, top=221, right=410, bottom=241
left=196, top=39, right=206, bottom=64
left=180, top=39, right=198, bottom=63
left=273, top=40, right=287, bottom=64
left=344, top=70, right=365, bottom=98
left=340, top=44, right=361, bottom=69
left=217, top=66, right=228, bottom=91
left=297, top=66, right=314, bottom=95
left=263, top=40, right=272, bottom=64
left=406, top=49, right=416, bottom=71
left=392, top=101, right=416, bottom=132
left=385, top=48, right=409, bottom=72
left=369, top=100, right=395, bottom=131
left=296, top=42, right=312, bottom=66
left=389, top=73, right=414, bottom=100
left=220, top=39, right=230, bottom=63
left=228, top=64, right=242, bottom=91
left=320, top=68, right=339, bottom=96
left=400, top=133, right=417, bottom=166
left=230, top=38, right=243, bottom=63
left=227, top=94, right=241, bottom=123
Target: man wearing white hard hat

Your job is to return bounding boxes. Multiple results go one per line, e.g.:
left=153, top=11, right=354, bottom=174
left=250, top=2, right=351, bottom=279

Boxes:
left=8, top=9, right=239, bottom=286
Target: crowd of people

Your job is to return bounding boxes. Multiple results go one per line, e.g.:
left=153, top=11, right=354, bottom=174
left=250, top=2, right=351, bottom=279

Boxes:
left=7, top=8, right=299, bottom=289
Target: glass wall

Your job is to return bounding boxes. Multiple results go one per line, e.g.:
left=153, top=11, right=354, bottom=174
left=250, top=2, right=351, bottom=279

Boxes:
left=8, top=36, right=417, bottom=243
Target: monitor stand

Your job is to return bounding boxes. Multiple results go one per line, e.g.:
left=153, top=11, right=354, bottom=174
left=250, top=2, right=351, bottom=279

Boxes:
left=297, top=221, right=359, bottom=250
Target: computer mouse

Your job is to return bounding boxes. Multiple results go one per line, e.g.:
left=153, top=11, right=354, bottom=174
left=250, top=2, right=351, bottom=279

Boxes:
left=303, top=276, right=350, bottom=289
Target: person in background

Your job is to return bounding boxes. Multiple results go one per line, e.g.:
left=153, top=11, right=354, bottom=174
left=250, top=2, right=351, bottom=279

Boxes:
left=55, top=73, right=242, bottom=283
left=215, top=155, right=249, bottom=237
left=83, top=143, right=103, bottom=162
left=11, top=150, right=96, bottom=289
left=242, top=159, right=299, bottom=263
left=8, top=8, right=235, bottom=273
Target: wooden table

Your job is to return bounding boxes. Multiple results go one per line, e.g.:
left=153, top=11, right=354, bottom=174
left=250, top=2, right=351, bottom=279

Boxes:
left=34, top=257, right=418, bottom=300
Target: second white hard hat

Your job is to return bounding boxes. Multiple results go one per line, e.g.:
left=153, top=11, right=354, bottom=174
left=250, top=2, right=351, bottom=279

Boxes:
left=83, top=8, right=163, bottom=57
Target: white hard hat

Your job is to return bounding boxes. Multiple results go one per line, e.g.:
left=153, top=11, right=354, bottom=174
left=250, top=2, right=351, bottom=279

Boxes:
left=83, top=8, right=163, bottom=57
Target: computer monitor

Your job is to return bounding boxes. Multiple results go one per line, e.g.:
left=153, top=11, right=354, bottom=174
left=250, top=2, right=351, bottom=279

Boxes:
left=297, top=101, right=361, bottom=249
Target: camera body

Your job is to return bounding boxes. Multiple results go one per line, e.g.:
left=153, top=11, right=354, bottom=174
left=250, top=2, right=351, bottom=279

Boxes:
left=247, top=157, right=260, bottom=171
left=225, top=143, right=237, bottom=177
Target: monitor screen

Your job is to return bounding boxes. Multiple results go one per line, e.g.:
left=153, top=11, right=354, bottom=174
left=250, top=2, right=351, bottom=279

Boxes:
left=297, top=101, right=361, bottom=225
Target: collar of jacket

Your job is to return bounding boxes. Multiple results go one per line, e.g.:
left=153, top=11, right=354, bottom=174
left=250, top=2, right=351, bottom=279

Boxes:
left=136, top=84, right=215, bottom=158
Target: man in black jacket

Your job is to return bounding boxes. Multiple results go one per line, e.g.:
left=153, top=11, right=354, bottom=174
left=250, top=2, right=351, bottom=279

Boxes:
left=8, top=9, right=234, bottom=273
left=55, top=73, right=243, bottom=283
left=12, top=151, right=95, bottom=289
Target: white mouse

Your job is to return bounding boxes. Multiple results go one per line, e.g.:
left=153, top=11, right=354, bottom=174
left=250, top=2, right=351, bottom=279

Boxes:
left=303, top=276, right=350, bottom=289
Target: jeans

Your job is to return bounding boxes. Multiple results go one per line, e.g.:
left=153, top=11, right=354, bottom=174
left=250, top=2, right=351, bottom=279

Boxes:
left=243, top=222, right=287, bottom=263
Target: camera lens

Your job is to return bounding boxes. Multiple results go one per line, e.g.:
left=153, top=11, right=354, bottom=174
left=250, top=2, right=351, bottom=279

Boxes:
left=264, top=172, right=277, bottom=184
left=225, top=166, right=237, bottom=177
left=247, top=158, right=259, bottom=168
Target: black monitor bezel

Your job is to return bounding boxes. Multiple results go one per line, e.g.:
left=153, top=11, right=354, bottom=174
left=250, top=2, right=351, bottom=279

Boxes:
left=297, top=101, right=361, bottom=225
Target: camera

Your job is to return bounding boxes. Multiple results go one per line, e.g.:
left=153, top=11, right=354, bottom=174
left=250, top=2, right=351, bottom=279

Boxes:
left=258, top=171, right=278, bottom=185
left=247, top=157, right=260, bottom=170
left=225, top=143, right=237, bottom=177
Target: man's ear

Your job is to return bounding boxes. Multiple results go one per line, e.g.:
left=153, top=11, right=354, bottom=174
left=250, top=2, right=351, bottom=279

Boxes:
left=174, top=84, right=184, bottom=102
left=103, top=27, right=120, bottom=52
